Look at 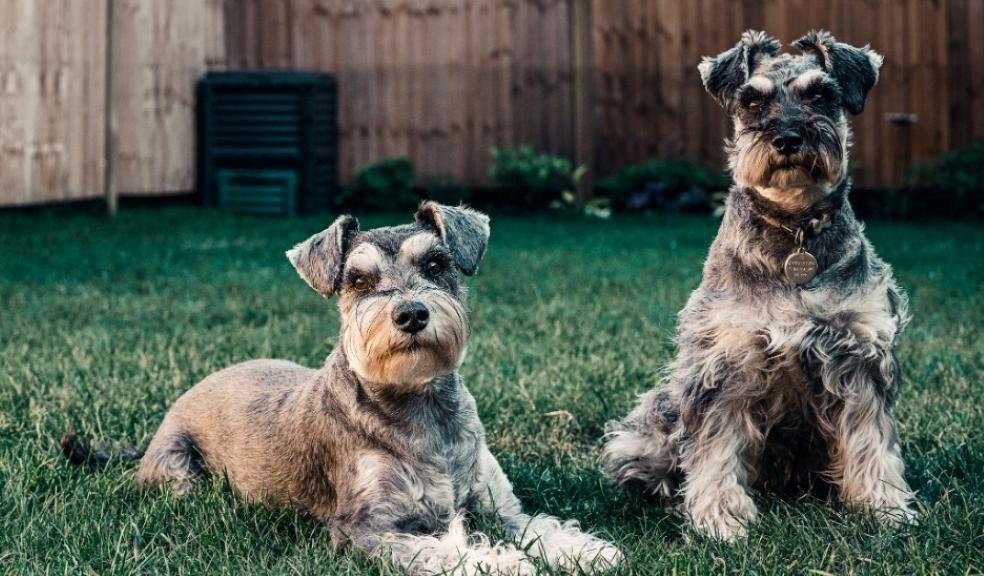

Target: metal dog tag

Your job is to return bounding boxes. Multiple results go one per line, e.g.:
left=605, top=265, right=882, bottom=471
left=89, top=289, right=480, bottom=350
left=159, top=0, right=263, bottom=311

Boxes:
left=785, top=251, right=818, bottom=286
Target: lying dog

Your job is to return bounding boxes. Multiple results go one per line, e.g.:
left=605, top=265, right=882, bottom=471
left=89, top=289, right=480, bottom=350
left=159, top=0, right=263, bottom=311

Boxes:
left=65, top=202, right=620, bottom=575
left=603, top=31, right=915, bottom=540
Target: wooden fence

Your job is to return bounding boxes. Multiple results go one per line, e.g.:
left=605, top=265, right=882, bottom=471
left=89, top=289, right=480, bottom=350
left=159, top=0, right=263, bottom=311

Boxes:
left=0, top=0, right=224, bottom=206
left=1, top=0, right=982, bottom=206
left=592, top=0, right=984, bottom=189
left=225, top=0, right=576, bottom=185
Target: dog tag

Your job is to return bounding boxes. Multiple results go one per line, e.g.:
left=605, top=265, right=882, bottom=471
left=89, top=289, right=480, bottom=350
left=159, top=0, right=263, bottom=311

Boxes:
left=785, top=251, right=818, bottom=286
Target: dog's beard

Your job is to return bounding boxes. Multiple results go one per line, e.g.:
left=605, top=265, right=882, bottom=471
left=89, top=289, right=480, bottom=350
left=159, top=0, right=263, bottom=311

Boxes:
left=342, top=291, right=468, bottom=388
left=731, top=118, right=848, bottom=208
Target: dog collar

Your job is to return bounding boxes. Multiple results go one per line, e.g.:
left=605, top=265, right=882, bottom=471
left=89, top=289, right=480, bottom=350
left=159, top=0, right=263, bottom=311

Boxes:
left=744, top=184, right=845, bottom=237
left=741, top=184, right=847, bottom=287
left=759, top=211, right=835, bottom=237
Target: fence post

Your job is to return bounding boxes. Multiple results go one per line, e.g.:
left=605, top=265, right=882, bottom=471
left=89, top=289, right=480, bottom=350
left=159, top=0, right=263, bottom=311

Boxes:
left=571, top=0, right=594, bottom=205
left=104, top=0, right=118, bottom=216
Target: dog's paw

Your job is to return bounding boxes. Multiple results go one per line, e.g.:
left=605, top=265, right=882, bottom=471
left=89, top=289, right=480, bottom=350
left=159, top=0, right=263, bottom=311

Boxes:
left=520, top=515, right=622, bottom=574
left=543, top=536, right=622, bottom=574
left=873, top=501, right=919, bottom=528
left=689, top=511, right=749, bottom=542
left=448, top=544, right=536, bottom=576
left=686, top=490, right=758, bottom=543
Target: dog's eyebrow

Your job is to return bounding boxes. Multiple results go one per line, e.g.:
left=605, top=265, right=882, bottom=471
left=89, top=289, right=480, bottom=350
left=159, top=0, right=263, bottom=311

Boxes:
left=396, top=233, right=439, bottom=265
left=745, top=75, right=775, bottom=94
left=345, top=243, right=386, bottom=275
left=789, top=69, right=830, bottom=92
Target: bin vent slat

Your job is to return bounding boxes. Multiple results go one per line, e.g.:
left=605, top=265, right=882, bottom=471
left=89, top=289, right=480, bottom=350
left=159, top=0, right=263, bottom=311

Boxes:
left=199, top=71, right=338, bottom=216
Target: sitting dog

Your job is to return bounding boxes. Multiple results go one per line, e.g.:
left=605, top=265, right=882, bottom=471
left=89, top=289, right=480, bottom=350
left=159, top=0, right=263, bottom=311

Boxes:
left=65, top=202, right=620, bottom=575
left=602, top=31, right=915, bottom=540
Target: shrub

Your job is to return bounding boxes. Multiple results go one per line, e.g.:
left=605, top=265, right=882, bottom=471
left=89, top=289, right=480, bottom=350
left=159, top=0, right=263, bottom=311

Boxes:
left=488, top=146, right=582, bottom=211
left=336, top=157, right=417, bottom=212
left=900, top=140, right=984, bottom=219
left=598, top=158, right=730, bottom=213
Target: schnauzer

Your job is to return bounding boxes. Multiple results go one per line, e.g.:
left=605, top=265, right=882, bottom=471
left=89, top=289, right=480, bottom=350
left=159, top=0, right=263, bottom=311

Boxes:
left=64, top=202, right=620, bottom=575
left=602, top=30, right=915, bottom=540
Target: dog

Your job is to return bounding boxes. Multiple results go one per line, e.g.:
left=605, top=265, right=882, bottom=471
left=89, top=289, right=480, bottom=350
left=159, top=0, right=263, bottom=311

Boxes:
left=63, top=202, right=620, bottom=575
left=602, top=30, right=915, bottom=541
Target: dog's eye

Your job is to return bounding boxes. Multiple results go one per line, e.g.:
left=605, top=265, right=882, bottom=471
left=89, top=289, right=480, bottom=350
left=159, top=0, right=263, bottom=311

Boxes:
left=743, top=98, right=765, bottom=113
left=351, top=275, right=373, bottom=292
left=424, top=258, right=445, bottom=276
left=804, top=86, right=836, bottom=105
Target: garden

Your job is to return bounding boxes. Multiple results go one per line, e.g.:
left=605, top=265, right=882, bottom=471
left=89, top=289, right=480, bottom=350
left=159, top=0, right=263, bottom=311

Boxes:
left=1, top=141, right=981, bottom=572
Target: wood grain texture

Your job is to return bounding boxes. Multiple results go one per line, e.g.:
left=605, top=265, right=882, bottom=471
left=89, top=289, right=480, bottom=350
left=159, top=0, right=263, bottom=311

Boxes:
left=2, top=0, right=982, bottom=205
left=115, top=0, right=217, bottom=195
left=0, top=0, right=217, bottom=205
left=0, top=0, right=107, bottom=205
left=590, top=0, right=980, bottom=188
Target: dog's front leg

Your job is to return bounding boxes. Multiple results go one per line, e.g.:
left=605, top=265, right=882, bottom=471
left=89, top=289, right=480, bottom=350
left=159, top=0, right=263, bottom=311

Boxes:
left=824, top=361, right=915, bottom=524
left=679, top=403, right=760, bottom=541
left=329, top=453, right=534, bottom=576
left=332, top=516, right=535, bottom=576
left=476, top=447, right=622, bottom=573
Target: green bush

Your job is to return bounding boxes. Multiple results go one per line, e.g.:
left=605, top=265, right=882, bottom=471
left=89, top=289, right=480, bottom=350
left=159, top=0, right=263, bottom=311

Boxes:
left=488, top=146, right=582, bottom=210
left=901, top=140, right=984, bottom=219
left=335, top=157, right=417, bottom=212
left=597, top=157, right=730, bottom=212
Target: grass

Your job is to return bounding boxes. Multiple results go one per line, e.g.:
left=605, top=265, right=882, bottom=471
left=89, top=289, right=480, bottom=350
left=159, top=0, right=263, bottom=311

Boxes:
left=0, top=206, right=981, bottom=575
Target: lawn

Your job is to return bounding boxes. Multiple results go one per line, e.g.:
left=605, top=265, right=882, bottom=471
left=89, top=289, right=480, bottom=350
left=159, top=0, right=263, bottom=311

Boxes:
left=0, top=206, right=981, bottom=575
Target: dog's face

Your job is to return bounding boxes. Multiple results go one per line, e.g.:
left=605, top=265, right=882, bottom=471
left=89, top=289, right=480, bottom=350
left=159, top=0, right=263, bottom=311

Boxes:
left=699, top=30, right=882, bottom=209
left=287, top=202, right=489, bottom=388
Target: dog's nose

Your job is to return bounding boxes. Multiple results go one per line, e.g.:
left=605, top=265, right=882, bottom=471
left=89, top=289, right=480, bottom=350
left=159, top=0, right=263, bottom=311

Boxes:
left=392, top=301, right=430, bottom=334
left=772, top=131, right=804, bottom=155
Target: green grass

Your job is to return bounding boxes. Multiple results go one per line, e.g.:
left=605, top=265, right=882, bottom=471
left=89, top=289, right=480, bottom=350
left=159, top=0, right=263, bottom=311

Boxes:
left=1, top=206, right=981, bottom=575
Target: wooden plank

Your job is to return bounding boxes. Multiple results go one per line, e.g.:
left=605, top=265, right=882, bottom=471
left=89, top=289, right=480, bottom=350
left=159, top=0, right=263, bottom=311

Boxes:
left=947, top=0, right=970, bottom=149
left=967, top=0, right=984, bottom=140
left=105, top=0, right=117, bottom=214
left=572, top=0, right=593, bottom=202
left=115, top=0, right=212, bottom=195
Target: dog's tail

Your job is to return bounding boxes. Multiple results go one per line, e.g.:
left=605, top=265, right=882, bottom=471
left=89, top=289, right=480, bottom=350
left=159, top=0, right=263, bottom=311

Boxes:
left=60, top=431, right=144, bottom=469
left=601, top=389, right=682, bottom=499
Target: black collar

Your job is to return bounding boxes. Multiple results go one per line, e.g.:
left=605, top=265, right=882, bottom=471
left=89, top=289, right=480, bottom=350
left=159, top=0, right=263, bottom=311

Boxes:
left=743, top=180, right=848, bottom=236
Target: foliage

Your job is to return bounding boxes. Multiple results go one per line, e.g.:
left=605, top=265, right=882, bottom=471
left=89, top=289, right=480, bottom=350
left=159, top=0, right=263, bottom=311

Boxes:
left=553, top=189, right=612, bottom=219
left=898, top=140, right=984, bottom=219
left=598, top=158, right=730, bottom=213
left=488, top=146, right=583, bottom=211
left=335, top=157, right=417, bottom=212
left=1, top=207, right=982, bottom=574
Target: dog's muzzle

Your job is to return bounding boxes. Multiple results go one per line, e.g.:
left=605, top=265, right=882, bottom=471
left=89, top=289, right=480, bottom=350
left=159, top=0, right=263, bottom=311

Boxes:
left=392, top=301, right=429, bottom=334
left=771, top=129, right=803, bottom=156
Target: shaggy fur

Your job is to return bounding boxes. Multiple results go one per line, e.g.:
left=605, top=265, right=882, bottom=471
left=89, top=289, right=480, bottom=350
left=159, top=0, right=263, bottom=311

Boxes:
left=68, top=202, right=620, bottom=575
left=603, top=30, right=915, bottom=541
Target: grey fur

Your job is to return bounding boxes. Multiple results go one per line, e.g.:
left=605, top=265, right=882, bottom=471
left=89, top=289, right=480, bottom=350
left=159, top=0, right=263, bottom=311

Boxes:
left=287, top=214, right=360, bottom=297
left=134, top=204, right=620, bottom=574
left=698, top=30, right=782, bottom=110
left=792, top=30, right=883, bottom=115
left=603, top=31, right=914, bottom=541
left=415, top=201, right=491, bottom=276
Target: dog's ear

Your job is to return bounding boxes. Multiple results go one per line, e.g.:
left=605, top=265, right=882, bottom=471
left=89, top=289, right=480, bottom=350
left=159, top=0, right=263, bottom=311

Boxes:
left=793, top=30, right=882, bottom=115
left=415, top=201, right=490, bottom=275
left=286, top=214, right=360, bottom=297
left=698, top=30, right=781, bottom=109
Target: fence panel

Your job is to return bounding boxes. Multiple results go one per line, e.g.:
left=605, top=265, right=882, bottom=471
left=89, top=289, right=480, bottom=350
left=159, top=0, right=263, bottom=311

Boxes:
left=0, top=0, right=981, bottom=206
left=0, top=0, right=107, bottom=206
